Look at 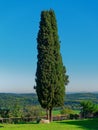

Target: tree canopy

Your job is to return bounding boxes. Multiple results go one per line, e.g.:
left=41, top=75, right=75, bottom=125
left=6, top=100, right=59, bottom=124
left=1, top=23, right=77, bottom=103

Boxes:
left=35, top=9, right=69, bottom=121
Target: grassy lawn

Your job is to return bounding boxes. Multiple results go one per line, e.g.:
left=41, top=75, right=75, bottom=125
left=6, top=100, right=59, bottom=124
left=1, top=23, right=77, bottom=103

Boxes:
left=52, top=109, right=80, bottom=115
left=0, top=118, right=98, bottom=130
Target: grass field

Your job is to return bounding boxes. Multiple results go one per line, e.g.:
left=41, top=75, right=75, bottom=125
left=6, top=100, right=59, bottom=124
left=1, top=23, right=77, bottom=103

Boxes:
left=52, top=109, right=80, bottom=115
left=0, top=118, right=98, bottom=130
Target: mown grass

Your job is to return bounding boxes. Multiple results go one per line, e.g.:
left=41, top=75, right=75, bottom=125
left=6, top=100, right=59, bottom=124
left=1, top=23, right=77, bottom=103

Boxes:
left=52, top=109, right=80, bottom=115
left=0, top=118, right=98, bottom=130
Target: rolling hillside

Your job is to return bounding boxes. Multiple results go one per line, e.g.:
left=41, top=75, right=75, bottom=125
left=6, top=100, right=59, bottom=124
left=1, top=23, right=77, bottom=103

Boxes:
left=0, top=92, right=98, bottom=109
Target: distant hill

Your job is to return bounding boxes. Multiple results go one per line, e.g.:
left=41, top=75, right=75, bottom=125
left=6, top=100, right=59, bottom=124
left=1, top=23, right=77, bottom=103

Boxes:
left=0, top=92, right=98, bottom=109
left=66, top=92, right=98, bottom=101
left=65, top=92, right=98, bottom=109
left=0, top=93, right=38, bottom=109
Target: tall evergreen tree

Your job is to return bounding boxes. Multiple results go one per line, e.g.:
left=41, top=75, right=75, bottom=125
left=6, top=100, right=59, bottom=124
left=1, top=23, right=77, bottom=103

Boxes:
left=35, top=10, right=69, bottom=122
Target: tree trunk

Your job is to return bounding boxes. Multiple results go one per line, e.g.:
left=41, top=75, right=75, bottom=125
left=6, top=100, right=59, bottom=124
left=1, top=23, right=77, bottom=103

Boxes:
left=46, top=109, right=49, bottom=120
left=49, top=108, right=52, bottom=122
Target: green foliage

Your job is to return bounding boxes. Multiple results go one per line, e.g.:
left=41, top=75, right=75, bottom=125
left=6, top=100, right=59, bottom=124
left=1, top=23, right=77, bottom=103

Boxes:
left=80, top=100, right=97, bottom=118
left=23, top=105, right=45, bottom=117
left=0, top=93, right=98, bottom=119
left=0, top=108, right=10, bottom=118
left=10, top=102, right=22, bottom=117
left=35, top=9, right=68, bottom=121
left=35, top=9, right=69, bottom=122
left=65, top=92, right=98, bottom=110
left=60, top=107, right=80, bottom=119
left=0, top=93, right=98, bottom=117
left=36, top=10, right=55, bottom=109
left=0, top=93, right=44, bottom=118
left=60, top=107, right=74, bottom=115
left=0, top=93, right=38, bottom=108
left=69, top=114, right=79, bottom=119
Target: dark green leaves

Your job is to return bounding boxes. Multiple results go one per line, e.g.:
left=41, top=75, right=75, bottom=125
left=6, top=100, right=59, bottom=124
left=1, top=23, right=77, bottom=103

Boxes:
left=36, top=10, right=69, bottom=110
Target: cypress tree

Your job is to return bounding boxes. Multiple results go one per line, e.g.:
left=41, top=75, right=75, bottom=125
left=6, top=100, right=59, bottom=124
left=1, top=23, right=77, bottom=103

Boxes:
left=35, top=10, right=69, bottom=122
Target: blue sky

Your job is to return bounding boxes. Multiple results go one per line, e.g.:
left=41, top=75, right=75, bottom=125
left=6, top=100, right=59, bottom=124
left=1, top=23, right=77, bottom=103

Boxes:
left=0, top=0, right=98, bottom=93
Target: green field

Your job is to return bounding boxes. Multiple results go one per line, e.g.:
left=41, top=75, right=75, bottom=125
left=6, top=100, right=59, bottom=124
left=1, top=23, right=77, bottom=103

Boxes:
left=0, top=118, right=98, bottom=130
left=52, top=109, right=80, bottom=115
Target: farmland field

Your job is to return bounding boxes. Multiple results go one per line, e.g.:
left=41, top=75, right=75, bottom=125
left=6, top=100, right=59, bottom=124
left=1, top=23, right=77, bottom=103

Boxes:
left=0, top=118, right=98, bottom=130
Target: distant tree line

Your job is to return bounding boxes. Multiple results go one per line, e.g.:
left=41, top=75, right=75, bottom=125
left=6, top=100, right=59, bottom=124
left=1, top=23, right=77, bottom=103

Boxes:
left=0, top=93, right=98, bottom=121
left=0, top=93, right=43, bottom=119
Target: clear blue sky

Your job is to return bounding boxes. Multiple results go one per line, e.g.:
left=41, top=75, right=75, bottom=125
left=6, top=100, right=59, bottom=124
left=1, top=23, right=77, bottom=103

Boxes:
left=0, top=0, right=98, bottom=93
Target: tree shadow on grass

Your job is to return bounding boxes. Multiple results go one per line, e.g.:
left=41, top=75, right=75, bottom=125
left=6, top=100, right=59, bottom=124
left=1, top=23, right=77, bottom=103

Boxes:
left=0, top=126, right=3, bottom=128
left=17, top=122, right=37, bottom=125
left=56, top=118, right=98, bottom=130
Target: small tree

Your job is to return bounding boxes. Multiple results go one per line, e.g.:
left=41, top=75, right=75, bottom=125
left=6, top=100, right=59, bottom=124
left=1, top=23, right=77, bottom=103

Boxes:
left=61, top=107, right=74, bottom=115
left=80, top=100, right=97, bottom=118
left=10, top=102, right=22, bottom=117
left=35, top=9, right=68, bottom=122
left=0, top=108, right=10, bottom=118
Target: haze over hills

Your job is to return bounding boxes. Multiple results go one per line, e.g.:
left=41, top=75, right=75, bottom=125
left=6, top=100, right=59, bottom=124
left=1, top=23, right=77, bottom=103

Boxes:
left=66, top=91, right=98, bottom=94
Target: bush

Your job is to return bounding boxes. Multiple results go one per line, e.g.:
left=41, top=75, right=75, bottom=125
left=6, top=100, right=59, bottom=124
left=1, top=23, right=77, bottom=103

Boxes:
left=70, top=114, right=79, bottom=119
left=61, top=107, right=74, bottom=115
